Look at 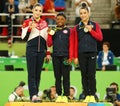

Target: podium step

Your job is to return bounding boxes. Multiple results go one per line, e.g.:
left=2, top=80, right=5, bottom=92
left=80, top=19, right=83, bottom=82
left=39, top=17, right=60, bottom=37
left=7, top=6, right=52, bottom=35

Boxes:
left=88, top=102, right=113, bottom=106
left=5, top=102, right=87, bottom=106
left=5, top=102, right=113, bottom=106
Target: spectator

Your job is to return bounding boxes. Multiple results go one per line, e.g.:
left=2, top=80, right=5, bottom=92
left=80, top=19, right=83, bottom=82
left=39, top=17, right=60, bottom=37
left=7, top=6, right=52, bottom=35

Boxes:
left=43, top=0, right=57, bottom=26
left=41, top=86, right=57, bottom=102
left=115, top=0, right=120, bottom=5
left=104, top=82, right=120, bottom=104
left=23, top=0, right=38, bottom=13
left=18, top=0, right=28, bottom=13
left=68, top=86, right=78, bottom=101
left=97, top=41, right=114, bottom=71
left=46, top=86, right=57, bottom=102
left=0, top=0, right=6, bottom=34
left=54, top=0, right=66, bottom=12
left=17, top=0, right=28, bottom=36
left=3, top=0, right=19, bottom=47
left=8, top=81, right=26, bottom=102
left=111, top=0, right=120, bottom=28
left=114, top=0, right=120, bottom=21
left=23, top=0, right=38, bottom=20
left=74, top=0, right=92, bottom=25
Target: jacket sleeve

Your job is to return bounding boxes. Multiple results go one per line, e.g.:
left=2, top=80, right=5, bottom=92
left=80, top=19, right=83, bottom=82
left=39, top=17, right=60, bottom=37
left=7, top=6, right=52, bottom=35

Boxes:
left=74, top=26, right=78, bottom=58
left=69, top=28, right=74, bottom=60
left=108, top=51, right=114, bottom=64
left=21, top=20, right=31, bottom=41
left=47, top=34, right=53, bottom=47
left=89, top=22, right=103, bottom=41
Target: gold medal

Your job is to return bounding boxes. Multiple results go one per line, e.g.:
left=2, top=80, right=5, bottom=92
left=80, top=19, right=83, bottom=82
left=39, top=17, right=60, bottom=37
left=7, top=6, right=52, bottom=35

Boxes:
left=49, top=29, right=55, bottom=35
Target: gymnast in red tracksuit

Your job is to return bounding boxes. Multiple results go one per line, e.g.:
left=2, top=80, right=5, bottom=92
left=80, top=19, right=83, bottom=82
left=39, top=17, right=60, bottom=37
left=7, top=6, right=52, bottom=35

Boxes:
left=21, top=3, right=50, bottom=102
left=47, top=13, right=74, bottom=102
left=73, top=6, right=103, bottom=102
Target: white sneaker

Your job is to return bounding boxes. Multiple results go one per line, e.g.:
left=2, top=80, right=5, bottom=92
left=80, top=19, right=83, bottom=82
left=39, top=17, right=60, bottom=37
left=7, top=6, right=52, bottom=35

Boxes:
left=32, top=95, right=42, bottom=102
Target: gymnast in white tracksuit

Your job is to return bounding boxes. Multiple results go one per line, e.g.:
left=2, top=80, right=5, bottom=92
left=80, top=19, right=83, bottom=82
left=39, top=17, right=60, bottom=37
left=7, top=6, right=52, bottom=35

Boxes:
left=21, top=3, right=49, bottom=101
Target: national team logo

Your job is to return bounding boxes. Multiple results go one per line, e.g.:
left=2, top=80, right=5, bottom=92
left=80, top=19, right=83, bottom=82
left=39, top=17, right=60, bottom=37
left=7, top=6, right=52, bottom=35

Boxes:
left=63, top=30, right=68, bottom=34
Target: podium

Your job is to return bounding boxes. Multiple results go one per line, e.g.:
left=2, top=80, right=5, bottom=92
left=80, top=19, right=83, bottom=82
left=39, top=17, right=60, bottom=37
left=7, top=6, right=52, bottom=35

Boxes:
left=5, top=102, right=113, bottom=106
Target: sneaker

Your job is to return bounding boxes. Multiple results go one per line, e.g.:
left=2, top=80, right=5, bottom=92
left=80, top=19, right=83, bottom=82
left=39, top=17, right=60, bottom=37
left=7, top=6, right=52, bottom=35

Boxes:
left=89, top=95, right=96, bottom=103
left=32, top=95, right=42, bottom=102
left=83, top=96, right=90, bottom=102
left=61, top=96, right=68, bottom=103
left=55, top=96, right=62, bottom=102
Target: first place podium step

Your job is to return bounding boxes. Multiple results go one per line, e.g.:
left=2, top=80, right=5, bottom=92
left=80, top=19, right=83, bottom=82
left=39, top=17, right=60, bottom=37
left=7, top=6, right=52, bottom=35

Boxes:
left=5, top=102, right=113, bottom=106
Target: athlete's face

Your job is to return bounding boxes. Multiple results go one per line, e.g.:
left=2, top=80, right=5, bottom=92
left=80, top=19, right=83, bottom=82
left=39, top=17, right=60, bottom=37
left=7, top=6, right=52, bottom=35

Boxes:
left=79, top=8, right=89, bottom=22
left=32, top=6, right=43, bottom=19
left=56, top=15, right=66, bottom=27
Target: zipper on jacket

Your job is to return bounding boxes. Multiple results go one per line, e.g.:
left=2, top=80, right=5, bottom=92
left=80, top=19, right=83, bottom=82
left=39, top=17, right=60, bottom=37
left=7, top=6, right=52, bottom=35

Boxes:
left=38, top=24, right=41, bottom=52
left=38, top=35, right=40, bottom=52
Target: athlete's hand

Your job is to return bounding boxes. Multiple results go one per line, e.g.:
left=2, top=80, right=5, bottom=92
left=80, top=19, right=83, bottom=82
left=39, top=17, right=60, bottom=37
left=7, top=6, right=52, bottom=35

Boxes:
left=74, top=58, right=79, bottom=65
left=44, top=55, right=51, bottom=63
left=29, top=21, right=36, bottom=29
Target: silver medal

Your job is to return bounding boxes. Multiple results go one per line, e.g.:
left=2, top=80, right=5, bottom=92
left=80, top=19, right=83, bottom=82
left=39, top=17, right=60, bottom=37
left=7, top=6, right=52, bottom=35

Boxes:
left=84, top=27, right=88, bottom=32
